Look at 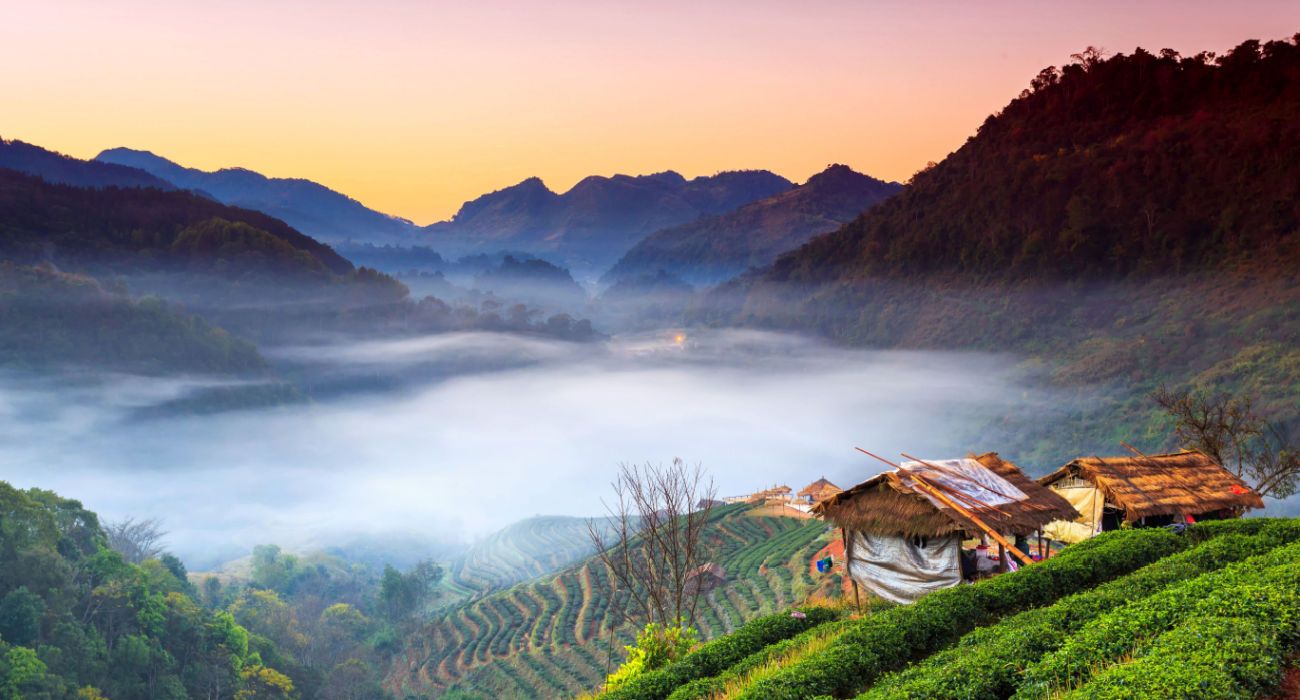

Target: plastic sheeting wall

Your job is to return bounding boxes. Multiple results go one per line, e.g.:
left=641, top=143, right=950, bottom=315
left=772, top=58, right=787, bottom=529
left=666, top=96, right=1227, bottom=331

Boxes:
left=1042, top=484, right=1105, bottom=544
left=846, top=530, right=961, bottom=604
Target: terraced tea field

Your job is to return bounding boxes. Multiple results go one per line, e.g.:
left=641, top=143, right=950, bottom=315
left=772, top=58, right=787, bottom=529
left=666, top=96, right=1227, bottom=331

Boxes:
left=438, top=515, right=607, bottom=606
left=593, top=518, right=1300, bottom=700
left=385, top=504, right=830, bottom=698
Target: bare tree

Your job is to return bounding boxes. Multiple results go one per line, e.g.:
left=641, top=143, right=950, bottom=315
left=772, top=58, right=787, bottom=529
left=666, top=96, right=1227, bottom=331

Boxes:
left=1154, top=386, right=1300, bottom=498
left=587, top=459, right=717, bottom=632
left=105, top=517, right=168, bottom=564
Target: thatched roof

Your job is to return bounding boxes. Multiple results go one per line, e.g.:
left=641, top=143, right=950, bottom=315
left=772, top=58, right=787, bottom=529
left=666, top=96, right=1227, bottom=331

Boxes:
left=798, top=477, right=842, bottom=501
left=813, top=453, right=1078, bottom=537
left=686, top=562, right=726, bottom=580
left=1038, top=450, right=1264, bottom=521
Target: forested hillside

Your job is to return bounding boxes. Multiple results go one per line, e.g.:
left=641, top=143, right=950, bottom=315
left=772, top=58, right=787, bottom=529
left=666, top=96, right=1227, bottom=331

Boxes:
left=0, top=480, right=299, bottom=699
left=604, top=165, right=899, bottom=287
left=0, top=138, right=173, bottom=191
left=386, top=505, right=832, bottom=698
left=710, top=35, right=1300, bottom=462
left=0, top=168, right=351, bottom=276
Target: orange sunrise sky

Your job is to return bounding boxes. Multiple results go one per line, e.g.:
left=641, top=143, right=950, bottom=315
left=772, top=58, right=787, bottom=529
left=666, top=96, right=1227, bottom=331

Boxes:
left=3, top=0, right=1298, bottom=224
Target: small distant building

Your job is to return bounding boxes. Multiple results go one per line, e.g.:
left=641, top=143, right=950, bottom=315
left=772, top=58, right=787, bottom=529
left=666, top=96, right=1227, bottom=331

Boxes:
left=1038, top=450, right=1264, bottom=543
left=814, top=453, right=1077, bottom=604
left=748, top=485, right=793, bottom=504
left=684, top=562, right=727, bottom=595
left=696, top=498, right=726, bottom=510
left=798, top=477, right=843, bottom=505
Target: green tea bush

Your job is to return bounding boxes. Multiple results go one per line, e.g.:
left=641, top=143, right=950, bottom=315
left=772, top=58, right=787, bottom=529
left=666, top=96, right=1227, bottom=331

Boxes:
left=734, top=529, right=1185, bottom=700
left=666, top=619, right=852, bottom=700
left=597, top=606, right=843, bottom=700
left=1015, top=538, right=1300, bottom=698
left=1059, top=617, right=1276, bottom=699
left=858, top=525, right=1300, bottom=699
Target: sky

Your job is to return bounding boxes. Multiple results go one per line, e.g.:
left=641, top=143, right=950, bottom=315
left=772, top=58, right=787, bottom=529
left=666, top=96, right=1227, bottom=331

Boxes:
left=2, top=0, right=1298, bottom=223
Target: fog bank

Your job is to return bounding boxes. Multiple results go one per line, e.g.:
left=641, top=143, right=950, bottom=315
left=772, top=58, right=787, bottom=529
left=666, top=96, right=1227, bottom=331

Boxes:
left=1, top=329, right=1068, bottom=569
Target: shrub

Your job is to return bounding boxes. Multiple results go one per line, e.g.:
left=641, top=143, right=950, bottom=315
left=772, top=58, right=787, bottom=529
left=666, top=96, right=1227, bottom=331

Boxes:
left=1015, top=537, right=1300, bottom=698
left=605, top=624, right=699, bottom=692
left=598, top=607, right=843, bottom=700
left=859, top=523, right=1300, bottom=699
left=734, top=529, right=1185, bottom=699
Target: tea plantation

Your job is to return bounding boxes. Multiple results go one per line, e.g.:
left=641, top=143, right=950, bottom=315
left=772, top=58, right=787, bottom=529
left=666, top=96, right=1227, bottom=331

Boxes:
left=593, top=518, right=1300, bottom=700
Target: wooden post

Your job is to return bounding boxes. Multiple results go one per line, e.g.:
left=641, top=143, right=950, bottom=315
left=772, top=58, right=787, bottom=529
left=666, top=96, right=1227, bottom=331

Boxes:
left=843, top=527, right=862, bottom=614
left=998, top=543, right=1008, bottom=573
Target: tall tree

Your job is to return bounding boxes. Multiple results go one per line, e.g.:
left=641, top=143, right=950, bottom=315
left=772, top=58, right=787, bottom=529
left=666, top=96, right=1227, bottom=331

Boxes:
left=1154, top=386, right=1300, bottom=498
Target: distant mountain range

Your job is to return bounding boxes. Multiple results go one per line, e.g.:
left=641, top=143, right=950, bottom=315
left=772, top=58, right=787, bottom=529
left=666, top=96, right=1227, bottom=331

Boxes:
left=602, top=164, right=900, bottom=287
left=421, top=169, right=795, bottom=274
left=95, top=147, right=417, bottom=245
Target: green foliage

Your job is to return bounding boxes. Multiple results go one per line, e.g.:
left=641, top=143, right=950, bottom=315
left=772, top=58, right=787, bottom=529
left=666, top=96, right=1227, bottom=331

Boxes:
left=858, top=522, right=1300, bottom=699
left=734, top=529, right=1186, bottom=699
left=0, top=478, right=298, bottom=699
left=0, top=263, right=267, bottom=374
left=606, top=624, right=699, bottom=691
left=378, top=561, right=442, bottom=622
left=1015, top=536, right=1300, bottom=697
left=600, top=606, right=842, bottom=700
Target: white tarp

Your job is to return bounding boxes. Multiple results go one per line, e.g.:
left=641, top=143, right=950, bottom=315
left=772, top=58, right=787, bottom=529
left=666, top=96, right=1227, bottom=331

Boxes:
left=897, top=458, right=1028, bottom=511
left=1043, top=485, right=1105, bottom=544
left=847, top=530, right=962, bottom=604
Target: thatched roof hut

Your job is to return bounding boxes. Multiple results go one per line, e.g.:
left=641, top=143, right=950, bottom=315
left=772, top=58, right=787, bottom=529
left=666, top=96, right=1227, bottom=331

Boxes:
left=813, top=453, right=1077, bottom=538
left=814, top=453, right=1078, bottom=605
left=797, top=477, right=842, bottom=504
left=1038, top=450, right=1263, bottom=529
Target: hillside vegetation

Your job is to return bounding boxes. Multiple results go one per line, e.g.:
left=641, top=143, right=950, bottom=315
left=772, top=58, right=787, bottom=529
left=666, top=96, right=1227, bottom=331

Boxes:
left=591, top=518, right=1300, bottom=700
left=707, top=35, right=1300, bottom=463
left=385, top=505, right=832, bottom=698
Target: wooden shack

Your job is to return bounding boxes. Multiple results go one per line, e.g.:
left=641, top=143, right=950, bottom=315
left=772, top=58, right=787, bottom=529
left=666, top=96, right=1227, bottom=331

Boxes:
left=683, top=562, right=727, bottom=595
left=814, top=453, right=1077, bottom=604
left=1038, top=450, right=1265, bottom=543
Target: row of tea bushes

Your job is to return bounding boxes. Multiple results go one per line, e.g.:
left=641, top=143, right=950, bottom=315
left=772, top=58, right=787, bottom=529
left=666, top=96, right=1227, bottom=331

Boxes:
left=858, top=520, right=1300, bottom=699
left=733, top=529, right=1186, bottom=699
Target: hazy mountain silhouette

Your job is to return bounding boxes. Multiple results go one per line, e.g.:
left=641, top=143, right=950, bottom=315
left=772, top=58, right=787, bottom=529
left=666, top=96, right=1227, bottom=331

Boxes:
left=603, top=164, right=900, bottom=286
left=94, top=147, right=417, bottom=245
left=422, top=169, right=794, bottom=274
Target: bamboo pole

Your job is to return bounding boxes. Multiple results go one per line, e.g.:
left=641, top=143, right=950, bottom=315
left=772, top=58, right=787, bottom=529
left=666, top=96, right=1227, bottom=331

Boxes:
left=855, top=448, right=1036, bottom=566
left=843, top=527, right=862, bottom=614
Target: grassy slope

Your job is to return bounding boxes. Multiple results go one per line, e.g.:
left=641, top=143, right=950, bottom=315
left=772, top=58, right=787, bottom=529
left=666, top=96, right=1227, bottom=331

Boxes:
left=385, top=505, right=829, bottom=698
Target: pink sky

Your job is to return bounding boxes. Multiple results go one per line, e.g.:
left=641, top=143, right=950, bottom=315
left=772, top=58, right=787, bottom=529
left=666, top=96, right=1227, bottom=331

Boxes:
left=2, top=0, right=1297, bottom=223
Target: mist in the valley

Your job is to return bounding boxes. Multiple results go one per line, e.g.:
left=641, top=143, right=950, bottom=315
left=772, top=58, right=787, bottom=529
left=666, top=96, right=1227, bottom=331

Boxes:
left=0, top=327, right=1085, bottom=570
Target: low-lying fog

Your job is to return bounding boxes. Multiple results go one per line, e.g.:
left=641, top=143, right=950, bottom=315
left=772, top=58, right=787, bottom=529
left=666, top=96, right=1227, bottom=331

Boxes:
left=2, top=329, right=1074, bottom=570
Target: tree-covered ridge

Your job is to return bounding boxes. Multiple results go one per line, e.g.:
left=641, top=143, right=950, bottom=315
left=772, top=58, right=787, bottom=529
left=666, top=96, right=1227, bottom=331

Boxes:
left=0, top=168, right=352, bottom=276
left=604, top=165, right=900, bottom=287
left=757, top=34, right=1300, bottom=286
left=0, top=480, right=292, bottom=699
left=0, top=138, right=173, bottom=191
left=0, top=263, right=266, bottom=374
